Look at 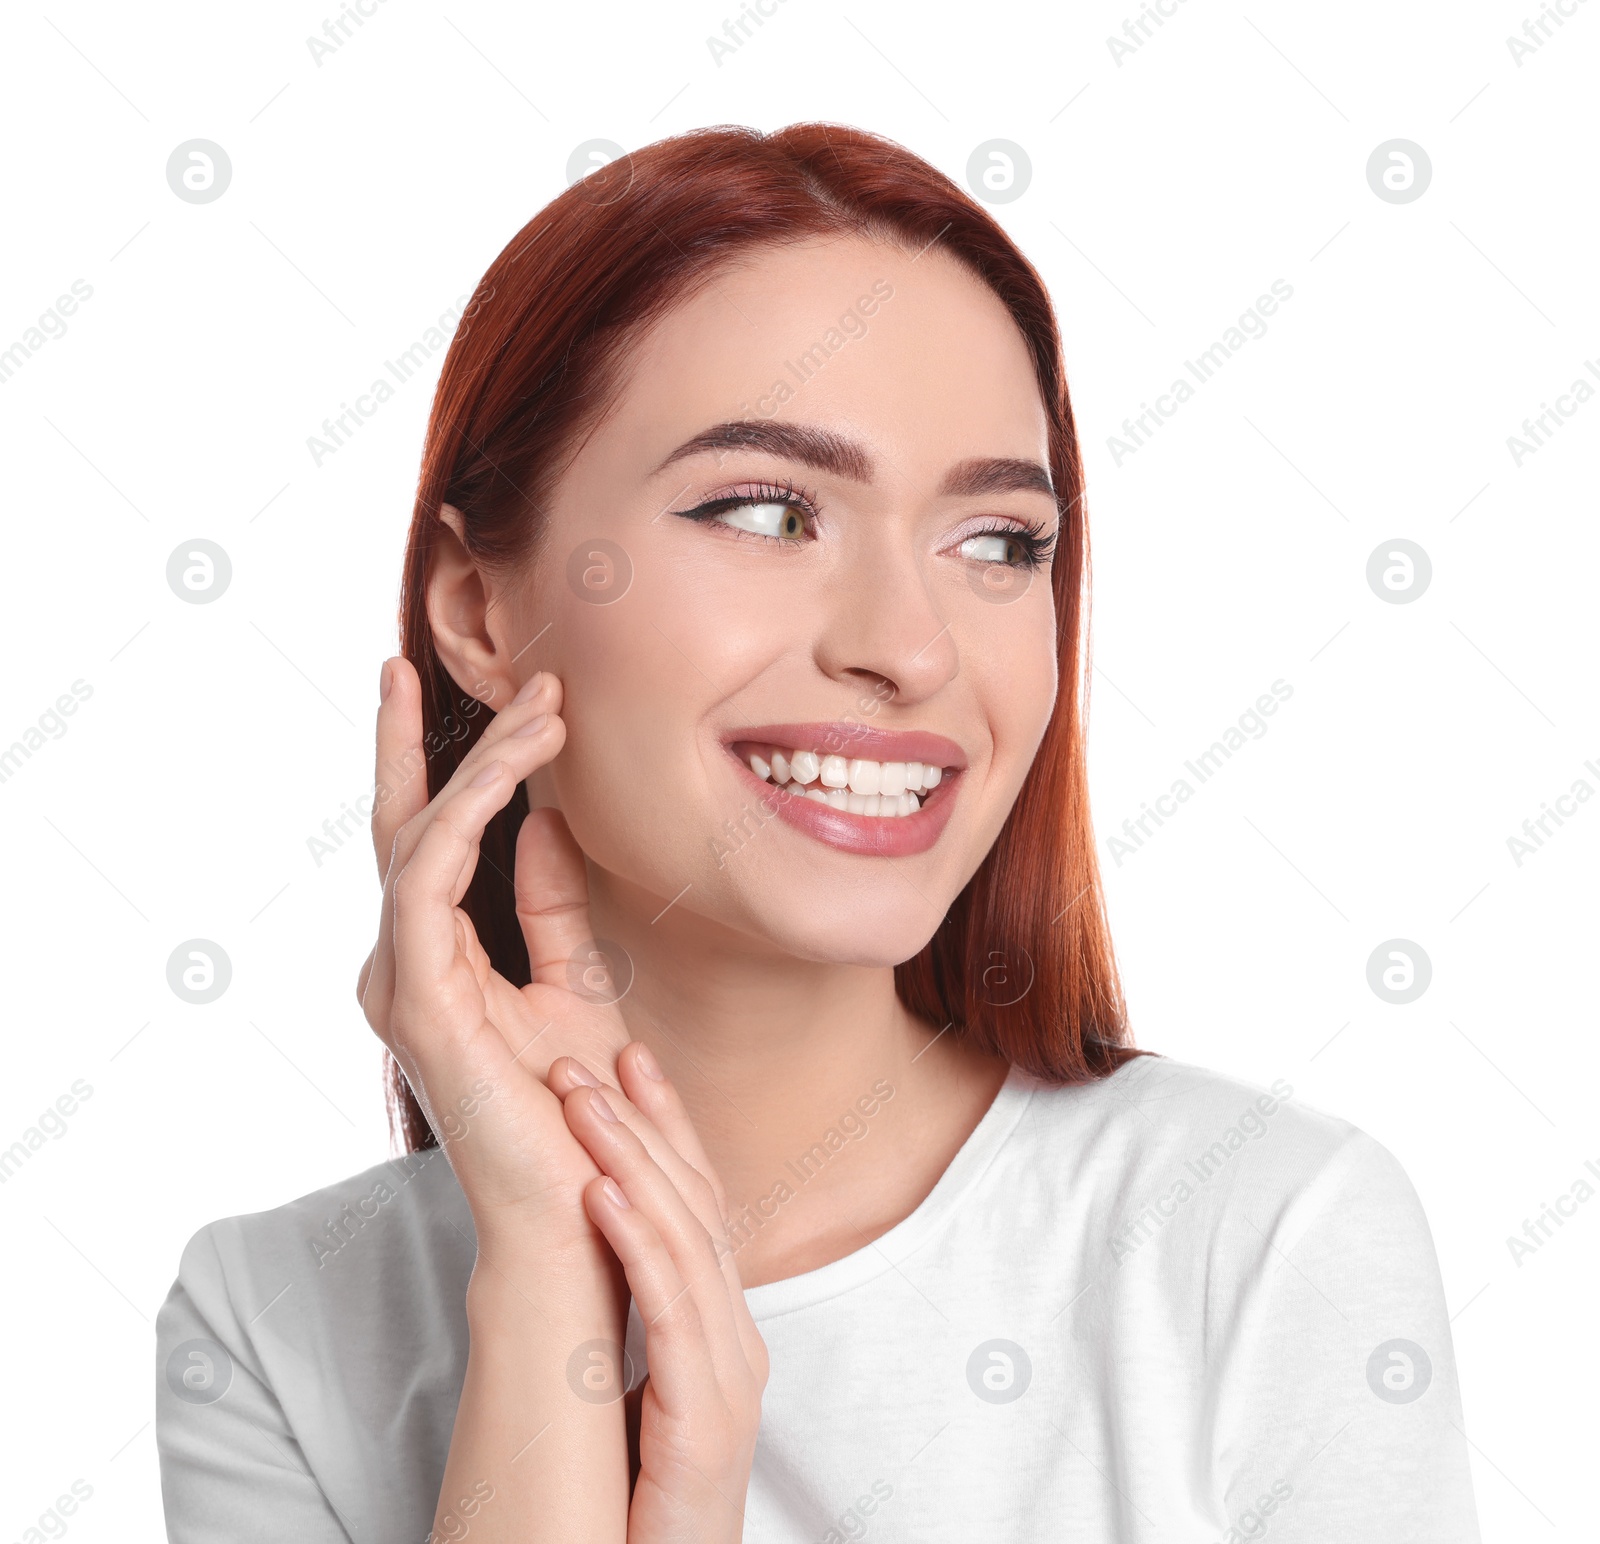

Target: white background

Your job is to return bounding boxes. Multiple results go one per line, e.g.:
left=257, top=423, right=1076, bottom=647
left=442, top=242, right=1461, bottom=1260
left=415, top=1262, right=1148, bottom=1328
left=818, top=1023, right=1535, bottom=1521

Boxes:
left=1, top=1, right=1594, bottom=1538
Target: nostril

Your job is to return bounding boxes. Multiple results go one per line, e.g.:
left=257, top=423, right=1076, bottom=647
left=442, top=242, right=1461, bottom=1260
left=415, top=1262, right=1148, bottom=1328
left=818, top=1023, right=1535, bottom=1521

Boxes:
left=843, top=669, right=897, bottom=704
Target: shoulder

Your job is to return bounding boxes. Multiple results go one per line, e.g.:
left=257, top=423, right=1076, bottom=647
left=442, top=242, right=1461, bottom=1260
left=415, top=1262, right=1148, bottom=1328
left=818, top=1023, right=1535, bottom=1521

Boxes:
left=163, top=1145, right=473, bottom=1340
left=1010, top=1053, right=1429, bottom=1271
left=157, top=1151, right=473, bottom=1537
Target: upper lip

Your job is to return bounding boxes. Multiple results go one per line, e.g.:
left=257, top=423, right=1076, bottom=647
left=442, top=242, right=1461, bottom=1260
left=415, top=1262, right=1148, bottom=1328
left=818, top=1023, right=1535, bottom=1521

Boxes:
left=725, top=721, right=969, bottom=770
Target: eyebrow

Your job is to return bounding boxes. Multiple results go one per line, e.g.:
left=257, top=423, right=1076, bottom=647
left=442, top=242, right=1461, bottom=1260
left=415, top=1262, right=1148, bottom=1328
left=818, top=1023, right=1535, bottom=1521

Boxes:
left=940, top=455, right=1056, bottom=500
left=653, top=420, right=1055, bottom=502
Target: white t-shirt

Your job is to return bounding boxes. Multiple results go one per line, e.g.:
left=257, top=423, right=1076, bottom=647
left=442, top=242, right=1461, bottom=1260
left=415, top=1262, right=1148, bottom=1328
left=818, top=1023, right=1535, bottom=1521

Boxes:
left=155, top=1054, right=1481, bottom=1542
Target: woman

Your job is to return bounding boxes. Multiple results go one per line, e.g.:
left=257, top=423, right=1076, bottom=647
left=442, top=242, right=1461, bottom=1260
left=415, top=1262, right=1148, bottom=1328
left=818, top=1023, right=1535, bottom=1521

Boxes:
left=156, top=124, right=1480, bottom=1542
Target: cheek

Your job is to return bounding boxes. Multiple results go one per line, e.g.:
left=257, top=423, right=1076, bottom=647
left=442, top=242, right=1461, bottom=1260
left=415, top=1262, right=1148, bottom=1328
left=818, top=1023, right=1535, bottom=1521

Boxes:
left=969, top=596, right=1057, bottom=790
left=536, top=560, right=787, bottom=871
left=545, top=590, right=677, bottom=808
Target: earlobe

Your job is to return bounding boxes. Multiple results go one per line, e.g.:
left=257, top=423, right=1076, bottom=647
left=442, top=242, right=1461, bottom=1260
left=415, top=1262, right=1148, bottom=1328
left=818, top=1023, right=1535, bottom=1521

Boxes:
left=425, top=503, right=518, bottom=710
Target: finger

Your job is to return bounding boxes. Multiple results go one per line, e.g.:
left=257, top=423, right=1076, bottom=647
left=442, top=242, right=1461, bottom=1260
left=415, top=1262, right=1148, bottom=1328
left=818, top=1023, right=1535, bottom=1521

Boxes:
left=361, top=685, right=563, bottom=1039
left=613, top=1046, right=767, bottom=1369
left=356, top=943, right=375, bottom=1007
left=385, top=909, right=524, bottom=1142
left=371, top=655, right=428, bottom=886
left=617, top=1044, right=728, bottom=1215
left=554, top=1056, right=770, bottom=1389
left=377, top=659, right=560, bottom=883
left=551, top=1055, right=724, bottom=1234
left=582, top=1174, right=726, bottom=1419
left=364, top=750, right=513, bottom=1041
left=564, top=1085, right=749, bottom=1385
left=386, top=759, right=524, bottom=1051
left=386, top=667, right=563, bottom=885
left=515, top=807, right=601, bottom=990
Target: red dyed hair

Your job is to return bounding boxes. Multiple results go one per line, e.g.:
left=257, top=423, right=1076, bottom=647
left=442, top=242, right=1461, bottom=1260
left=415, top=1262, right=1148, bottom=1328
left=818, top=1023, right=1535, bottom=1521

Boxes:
left=389, top=123, right=1138, bottom=1151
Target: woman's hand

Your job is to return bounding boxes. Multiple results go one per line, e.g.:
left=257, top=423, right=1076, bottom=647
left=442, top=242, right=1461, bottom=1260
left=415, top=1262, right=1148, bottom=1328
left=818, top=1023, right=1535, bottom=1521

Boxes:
left=355, top=655, right=634, bottom=1265
left=551, top=1043, right=771, bottom=1544
left=357, top=656, right=763, bottom=1543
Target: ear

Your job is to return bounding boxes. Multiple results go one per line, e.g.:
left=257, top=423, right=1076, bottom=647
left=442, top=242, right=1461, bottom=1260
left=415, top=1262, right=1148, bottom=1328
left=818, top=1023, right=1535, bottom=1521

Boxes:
left=425, top=504, right=520, bottom=711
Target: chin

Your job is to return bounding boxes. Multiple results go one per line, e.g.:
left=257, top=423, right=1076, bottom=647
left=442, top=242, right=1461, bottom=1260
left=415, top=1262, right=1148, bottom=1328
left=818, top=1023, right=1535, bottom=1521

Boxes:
left=727, top=890, right=948, bottom=970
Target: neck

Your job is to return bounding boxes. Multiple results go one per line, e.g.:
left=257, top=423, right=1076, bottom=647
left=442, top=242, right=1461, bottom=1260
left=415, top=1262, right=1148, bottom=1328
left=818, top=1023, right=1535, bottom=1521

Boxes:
left=588, top=870, right=1011, bottom=1287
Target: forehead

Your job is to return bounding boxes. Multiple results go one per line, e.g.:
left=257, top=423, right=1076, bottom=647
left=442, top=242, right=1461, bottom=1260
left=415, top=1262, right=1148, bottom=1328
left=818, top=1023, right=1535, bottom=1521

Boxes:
left=607, top=234, right=1051, bottom=476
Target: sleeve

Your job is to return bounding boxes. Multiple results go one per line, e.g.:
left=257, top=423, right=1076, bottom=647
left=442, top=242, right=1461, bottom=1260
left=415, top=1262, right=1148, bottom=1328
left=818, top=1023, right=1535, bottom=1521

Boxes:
left=1209, top=1131, right=1481, bottom=1543
left=155, top=1224, right=354, bottom=1543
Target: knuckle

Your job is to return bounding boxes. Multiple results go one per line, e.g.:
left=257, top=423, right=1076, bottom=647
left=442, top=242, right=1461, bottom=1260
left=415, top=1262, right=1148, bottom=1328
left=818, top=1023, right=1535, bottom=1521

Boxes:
left=392, top=861, right=428, bottom=911
left=418, top=969, right=464, bottom=1020
left=694, top=1227, right=722, bottom=1274
left=658, top=1290, right=706, bottom=1342
left=732, top=1386, right=763, bottom=1432
left=360, top=989, right=392, bottom=1044
left=686, top=1169, right=723, bottom=1218
left=394, top=810, right=426, bottom=856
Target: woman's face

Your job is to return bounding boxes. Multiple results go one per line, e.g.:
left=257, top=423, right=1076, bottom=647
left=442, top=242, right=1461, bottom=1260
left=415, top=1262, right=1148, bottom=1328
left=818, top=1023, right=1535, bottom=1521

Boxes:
left=498, top=234, right=1060, bottom=967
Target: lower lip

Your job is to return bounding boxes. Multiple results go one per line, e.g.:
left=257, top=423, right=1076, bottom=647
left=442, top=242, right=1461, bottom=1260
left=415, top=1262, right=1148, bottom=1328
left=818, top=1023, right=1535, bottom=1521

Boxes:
left=727, top=754, right=960, bottom=857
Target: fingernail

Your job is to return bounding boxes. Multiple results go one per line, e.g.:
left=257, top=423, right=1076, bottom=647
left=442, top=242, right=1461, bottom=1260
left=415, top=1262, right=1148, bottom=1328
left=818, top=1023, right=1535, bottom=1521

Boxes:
left=469, top=760, right=504, bottom=788
left=589, top=1089, right=619, bottom=1123
left=379, top=660, right=393, bottom=702
left=565, top=1060, right=598, bottom=1088
left=634, top=1043, right=665, bottom=1081
left=511, top=712, right=549, bottom=738
left=512, top=671, right=545, bottom=705
left=602, top=1178, right=630, bottom=1210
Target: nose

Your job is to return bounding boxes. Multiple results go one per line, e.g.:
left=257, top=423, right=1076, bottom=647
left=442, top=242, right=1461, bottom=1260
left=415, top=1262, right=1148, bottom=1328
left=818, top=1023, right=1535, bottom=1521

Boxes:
left=811, top=535, right=959, bottom=707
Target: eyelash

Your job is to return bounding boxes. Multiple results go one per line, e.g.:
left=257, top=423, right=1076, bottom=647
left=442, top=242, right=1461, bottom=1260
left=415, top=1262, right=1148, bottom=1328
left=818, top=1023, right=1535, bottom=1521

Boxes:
left=676, top=480, right=819, bottom=543
left=675, top=480, right=1058, bottom=570
left=966, top=518, right=1057, bottom=571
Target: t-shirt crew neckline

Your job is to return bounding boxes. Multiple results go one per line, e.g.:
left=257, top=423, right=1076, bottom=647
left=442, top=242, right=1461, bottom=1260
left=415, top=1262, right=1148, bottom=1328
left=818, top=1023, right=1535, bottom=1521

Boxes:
left=740, top=1061, right=1037, bottom=1322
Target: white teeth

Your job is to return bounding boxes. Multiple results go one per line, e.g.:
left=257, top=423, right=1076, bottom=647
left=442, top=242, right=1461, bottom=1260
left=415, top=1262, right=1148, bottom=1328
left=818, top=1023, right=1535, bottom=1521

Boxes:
left=848, top=758, right=881, bottom=796
left=741, top=743, right=943, bottom=817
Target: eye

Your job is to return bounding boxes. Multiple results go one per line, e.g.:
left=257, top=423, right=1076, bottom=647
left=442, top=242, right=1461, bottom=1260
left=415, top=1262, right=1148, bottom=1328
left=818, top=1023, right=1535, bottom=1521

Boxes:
left=953, top=531, right=1030, bottom=566
left=717, top=500, right=809, bottom=541
left=957, top=515, right=1057, bottom=570
left=675, top=481, right=818, bottom=544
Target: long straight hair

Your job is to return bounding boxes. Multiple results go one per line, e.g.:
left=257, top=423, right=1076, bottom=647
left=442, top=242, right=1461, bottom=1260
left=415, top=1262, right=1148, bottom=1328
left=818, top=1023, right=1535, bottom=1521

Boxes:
left=389, top=123, right=1138, bottom=1151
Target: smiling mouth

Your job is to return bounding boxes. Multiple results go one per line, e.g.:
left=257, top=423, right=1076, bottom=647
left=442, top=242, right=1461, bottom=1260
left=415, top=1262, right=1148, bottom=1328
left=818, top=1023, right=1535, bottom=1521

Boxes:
left=720, top=722, right=967, bottom=857
left=730, top=741, right=949, bottom=818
